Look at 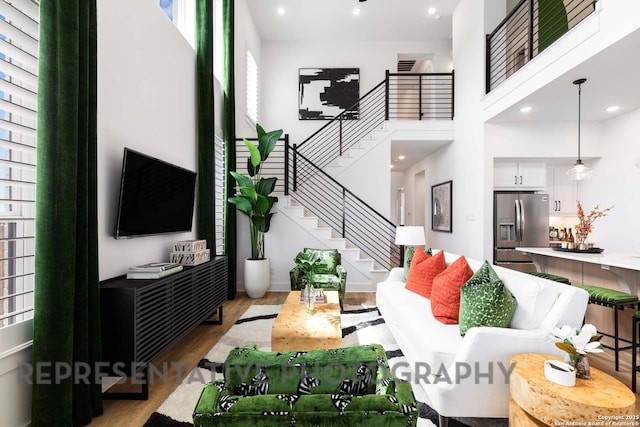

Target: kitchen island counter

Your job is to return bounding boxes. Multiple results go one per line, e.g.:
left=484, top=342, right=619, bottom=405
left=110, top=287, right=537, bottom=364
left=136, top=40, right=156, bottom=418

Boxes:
left=516, top=247, right=640, bottom=294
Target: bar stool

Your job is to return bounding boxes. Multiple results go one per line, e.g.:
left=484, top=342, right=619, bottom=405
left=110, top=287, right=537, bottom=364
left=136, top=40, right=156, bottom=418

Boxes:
left=576, top=284, right=640, bottom=371
left=632, top=311, right=640, bottom=392
left=526, top=271, right=571, bottom=285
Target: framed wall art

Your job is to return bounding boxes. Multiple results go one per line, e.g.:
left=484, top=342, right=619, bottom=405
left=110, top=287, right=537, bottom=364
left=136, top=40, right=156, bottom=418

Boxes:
left=431, top=180, right=452, bottom=233
left=298, top=68, right=360, bottom=120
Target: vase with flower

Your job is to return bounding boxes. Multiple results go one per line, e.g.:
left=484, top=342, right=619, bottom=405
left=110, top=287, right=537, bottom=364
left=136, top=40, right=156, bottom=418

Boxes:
left=575, top=202, right=613, bottom=250
left=548, top=324, right=603, bottom=379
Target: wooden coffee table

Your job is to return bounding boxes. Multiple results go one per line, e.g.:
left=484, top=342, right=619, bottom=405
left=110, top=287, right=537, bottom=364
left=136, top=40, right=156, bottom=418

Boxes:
left=510, top=353, right=636, bottom=426
left=271, top=290, right=342, bottom=352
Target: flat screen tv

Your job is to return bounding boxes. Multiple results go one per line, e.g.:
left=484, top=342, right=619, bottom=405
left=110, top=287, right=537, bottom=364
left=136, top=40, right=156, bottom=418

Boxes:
left=114, top=148, right=197, bottom=239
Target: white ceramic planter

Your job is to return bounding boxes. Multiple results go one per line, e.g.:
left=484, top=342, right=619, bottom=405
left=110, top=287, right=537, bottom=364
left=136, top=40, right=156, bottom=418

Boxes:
left=244, top=258, right=270, bottom=298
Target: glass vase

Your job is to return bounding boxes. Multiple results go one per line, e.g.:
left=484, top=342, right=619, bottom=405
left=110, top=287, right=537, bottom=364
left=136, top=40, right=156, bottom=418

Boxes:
left=568, top=354, right=591, bottom=379
left=303, top=281, right=315, bottom=314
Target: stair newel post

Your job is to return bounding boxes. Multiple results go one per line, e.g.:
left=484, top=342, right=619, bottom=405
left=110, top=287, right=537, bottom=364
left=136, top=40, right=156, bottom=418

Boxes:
left=339, top=114, right=343, bottom=156
left=284, top=134, right=290, bottom=196
left=385, top=69, right=390, bottom=121
left=292, top=143, right=298, bottom=193
left=341, top=187, right=346, bottom=238
left=418, top=74, right=423, bottom=120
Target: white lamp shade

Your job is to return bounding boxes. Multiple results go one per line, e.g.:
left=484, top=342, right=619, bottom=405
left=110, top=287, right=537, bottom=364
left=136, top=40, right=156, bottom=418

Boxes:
left=395, top=226, right=426, bottom=245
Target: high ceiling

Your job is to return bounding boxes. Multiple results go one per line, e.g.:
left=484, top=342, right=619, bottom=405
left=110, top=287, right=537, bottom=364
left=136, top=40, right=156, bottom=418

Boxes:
left=245, top=1, right=640, bottom=170
left=246, top=0, right=459, bottom=42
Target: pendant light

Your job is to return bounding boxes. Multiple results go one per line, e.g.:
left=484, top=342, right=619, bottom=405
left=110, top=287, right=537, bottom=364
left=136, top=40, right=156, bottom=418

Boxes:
left=566, top=78, right=593, bottom=180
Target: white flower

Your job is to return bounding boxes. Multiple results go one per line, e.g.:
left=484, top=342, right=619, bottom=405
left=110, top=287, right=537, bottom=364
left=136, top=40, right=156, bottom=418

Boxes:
left=549, top=325, right=576, bottom=342
left=549, top=323, right=604, bottom=355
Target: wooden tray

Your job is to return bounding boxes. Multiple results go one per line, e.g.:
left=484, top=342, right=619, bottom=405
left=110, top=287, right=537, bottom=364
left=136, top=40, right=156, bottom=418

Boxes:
left=552, top=247, right=604, bottom=254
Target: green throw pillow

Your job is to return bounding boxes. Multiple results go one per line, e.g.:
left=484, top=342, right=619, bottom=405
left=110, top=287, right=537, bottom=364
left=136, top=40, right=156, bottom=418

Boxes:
left=403, top=247, right=432, bottom=281
left=458, top=261, right=517, bottom=336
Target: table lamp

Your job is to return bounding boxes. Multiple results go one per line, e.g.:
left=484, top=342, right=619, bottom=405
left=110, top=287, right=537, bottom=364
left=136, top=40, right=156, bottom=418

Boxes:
left=395, top=226, right=426, bottom=267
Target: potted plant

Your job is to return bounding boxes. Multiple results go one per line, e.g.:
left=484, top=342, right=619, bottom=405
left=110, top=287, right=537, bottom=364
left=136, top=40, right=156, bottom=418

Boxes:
left=229, top=124, right=283, bottom=298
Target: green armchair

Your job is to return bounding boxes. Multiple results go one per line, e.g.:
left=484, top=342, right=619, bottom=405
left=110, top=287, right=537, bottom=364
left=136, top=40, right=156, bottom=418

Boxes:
left=289, top=248, right=347, bottom=310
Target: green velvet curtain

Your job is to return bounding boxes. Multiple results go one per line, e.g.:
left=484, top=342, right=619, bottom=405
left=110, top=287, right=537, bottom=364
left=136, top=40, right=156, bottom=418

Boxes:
left=223, top=0, right=237, bottom=299
left=32, top=1, right=102, bottom=426
left=196, top=0, right=215, bottom=249
left=538, top=0, right=569, bottom=52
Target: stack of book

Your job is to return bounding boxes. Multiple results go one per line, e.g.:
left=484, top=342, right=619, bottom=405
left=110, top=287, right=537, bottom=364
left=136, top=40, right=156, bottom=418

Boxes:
left=170, top=239, right=210, bottom=266
left=299, top=288, right=326, bottom=304
left=126, top=262, right=183, bottom=280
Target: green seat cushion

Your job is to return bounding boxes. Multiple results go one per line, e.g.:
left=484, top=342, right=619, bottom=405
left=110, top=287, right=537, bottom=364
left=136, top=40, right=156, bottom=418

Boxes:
left=576, top=285, right=639, bottom=304
left=458, top=261, right=517, bottom=336
left=526, top=271, right=571, bottom=285
left=310, top=274, right=341, bottom=287
left=223, top=344, right=390, bottom=396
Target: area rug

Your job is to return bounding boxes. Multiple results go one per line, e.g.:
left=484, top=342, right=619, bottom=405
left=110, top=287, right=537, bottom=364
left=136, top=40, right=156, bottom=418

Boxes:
left=143, top=304, right=505, bottom=427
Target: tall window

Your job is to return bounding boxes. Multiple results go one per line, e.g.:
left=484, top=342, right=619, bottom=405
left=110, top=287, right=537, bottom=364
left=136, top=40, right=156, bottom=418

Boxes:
left=246, top=49, right=259, bottom=125
left=0, top=0, right=39, bottom=331
left=158, top=0, right=195, bottom=49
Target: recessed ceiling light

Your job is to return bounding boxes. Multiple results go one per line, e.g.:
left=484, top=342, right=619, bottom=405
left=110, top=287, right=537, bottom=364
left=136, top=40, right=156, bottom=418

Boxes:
left=520, top=106, right=532, bottom=113
left=434, top=15, right=441, bottom=20
left=605, top=105, right=620, bottom=113
left=277, top=7, right=285, bottom=15
left=390, top=164, right=394, bottom=169
left=353, top=7, right=361, bottom=15
left=427, top=7, right=437, bottom=15
left=398, top=155, right=405, bottom=160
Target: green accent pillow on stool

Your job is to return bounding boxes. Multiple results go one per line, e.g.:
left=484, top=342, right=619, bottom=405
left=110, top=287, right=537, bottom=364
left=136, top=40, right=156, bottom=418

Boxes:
left=458, top=261, right=517, bottom=336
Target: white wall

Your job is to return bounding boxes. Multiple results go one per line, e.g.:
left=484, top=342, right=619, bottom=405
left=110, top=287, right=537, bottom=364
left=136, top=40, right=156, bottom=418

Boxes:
left=97, top=0, right=197, bottom=280
left=576, top=108, right=640, bottom=252
left=260, top=39, right=452, bottom=145
left=234, top=0, right=262, bottom=138
left=410, top=0, right=491, bottom=259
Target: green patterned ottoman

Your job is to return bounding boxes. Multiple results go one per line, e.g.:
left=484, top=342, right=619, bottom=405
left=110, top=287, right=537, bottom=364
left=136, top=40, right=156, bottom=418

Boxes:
left=193, top=344, right=417, bottom=427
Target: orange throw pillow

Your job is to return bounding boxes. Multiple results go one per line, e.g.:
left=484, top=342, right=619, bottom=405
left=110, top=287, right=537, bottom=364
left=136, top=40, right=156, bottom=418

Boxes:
left=430, top=256, right=474, bottom=324
left=404, top=250, right=446, bottom=298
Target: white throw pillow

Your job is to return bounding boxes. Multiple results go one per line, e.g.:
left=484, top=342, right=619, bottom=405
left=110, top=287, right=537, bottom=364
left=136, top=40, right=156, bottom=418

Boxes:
left=506, top=277, right=558, bottom=330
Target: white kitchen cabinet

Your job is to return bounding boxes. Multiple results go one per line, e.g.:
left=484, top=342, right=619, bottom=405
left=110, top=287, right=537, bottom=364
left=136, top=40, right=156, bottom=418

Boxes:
left=494, top=161, right=546, bottom=190
left=547, top=164, right=578, bottom=215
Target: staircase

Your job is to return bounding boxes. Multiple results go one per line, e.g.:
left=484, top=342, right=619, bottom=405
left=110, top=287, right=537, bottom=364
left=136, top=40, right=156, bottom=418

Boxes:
left=276, top=196, right=389, bottom=289
left=237, top=70, right=455, bottom=287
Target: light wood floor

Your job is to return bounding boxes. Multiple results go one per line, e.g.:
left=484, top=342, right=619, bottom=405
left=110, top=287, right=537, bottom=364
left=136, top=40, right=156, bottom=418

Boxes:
left=88, top=292, right=640, bottom=426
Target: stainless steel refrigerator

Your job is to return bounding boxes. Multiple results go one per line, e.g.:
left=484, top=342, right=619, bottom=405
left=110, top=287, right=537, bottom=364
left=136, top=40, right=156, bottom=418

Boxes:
left=494, top=192, right=549, bottom=272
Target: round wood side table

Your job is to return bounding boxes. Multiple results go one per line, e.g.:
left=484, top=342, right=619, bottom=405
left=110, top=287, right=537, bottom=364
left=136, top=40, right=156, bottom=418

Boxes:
left=510, top=353, right=636, bottom=426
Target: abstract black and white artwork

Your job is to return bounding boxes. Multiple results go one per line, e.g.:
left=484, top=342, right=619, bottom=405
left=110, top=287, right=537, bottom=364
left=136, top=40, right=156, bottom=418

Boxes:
left=298, top=68, right=360, bottom=120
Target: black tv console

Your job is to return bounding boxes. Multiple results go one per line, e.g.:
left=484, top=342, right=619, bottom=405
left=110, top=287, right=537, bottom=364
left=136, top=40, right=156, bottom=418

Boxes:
left=99, top=256, right=228, bottom=399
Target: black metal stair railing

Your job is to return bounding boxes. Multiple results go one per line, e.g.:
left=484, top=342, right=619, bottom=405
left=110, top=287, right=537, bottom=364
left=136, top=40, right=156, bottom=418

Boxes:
left=235, top=69, right=455, bottom=270
left=486, top=0, right=597, bottom=93
left=297, top=81, right=387, bottom=170
left=287, top=146, right=401, bottom=270
left=297, top=70, right=455, bottom=171
left=386, top=71, right=454, bottom=121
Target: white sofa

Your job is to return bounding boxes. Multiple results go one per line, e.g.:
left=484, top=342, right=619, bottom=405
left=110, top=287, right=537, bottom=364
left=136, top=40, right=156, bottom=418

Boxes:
left=376, top=250, right=589, bottom=423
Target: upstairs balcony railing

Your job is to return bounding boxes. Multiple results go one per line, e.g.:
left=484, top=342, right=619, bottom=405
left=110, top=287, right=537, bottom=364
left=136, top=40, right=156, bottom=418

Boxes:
left=486, top=0, right=597, bottom=93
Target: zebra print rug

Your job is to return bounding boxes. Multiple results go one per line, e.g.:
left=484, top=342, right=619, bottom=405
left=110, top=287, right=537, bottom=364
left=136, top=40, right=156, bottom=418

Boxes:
left=143, top=304, right=488, bottom=427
